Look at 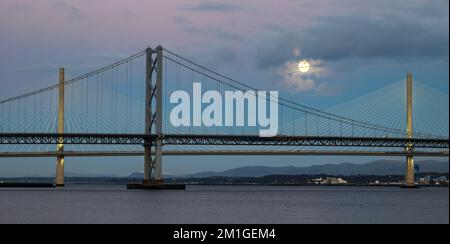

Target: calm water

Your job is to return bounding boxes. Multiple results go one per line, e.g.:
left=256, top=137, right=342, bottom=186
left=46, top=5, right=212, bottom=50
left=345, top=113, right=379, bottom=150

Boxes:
left=0, top=185, right=448, bottom=224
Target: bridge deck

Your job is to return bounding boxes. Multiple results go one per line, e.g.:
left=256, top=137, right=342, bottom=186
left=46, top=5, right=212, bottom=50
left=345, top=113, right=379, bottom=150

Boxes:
left=0, top=133, right=448, bottom=149
left=0, top=150, right=448, bottom=158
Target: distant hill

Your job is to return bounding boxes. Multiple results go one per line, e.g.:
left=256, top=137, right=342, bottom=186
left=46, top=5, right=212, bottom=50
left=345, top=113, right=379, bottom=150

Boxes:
left=127, top=172, right=145, bottom=178
left=24, top=172, right=121, bottom=178
left=126, top=172, right=176, bottom=179
left=187, top=160, right=449, bottom=178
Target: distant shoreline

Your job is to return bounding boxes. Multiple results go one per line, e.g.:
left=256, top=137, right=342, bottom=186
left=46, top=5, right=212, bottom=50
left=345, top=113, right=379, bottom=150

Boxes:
left=0, top=182, right=448, bottom=188
left=1, top=173, right=448, bottom=188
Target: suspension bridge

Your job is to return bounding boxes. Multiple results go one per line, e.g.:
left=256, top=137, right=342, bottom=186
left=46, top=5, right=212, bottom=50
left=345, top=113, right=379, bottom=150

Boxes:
left=0, top=46, right=448, bottom=188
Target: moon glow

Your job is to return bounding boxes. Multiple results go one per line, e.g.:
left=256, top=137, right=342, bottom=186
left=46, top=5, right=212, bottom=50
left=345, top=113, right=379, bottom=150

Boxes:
left=298, top=61, right=310, bottom=73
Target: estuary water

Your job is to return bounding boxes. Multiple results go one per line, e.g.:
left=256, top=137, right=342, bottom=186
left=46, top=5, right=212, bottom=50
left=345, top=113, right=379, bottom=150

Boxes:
left=0, top=185, right=448, bottom=224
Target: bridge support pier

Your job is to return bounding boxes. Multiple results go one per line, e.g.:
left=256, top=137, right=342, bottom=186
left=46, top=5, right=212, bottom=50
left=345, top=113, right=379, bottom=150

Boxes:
left=143, top=46, right=164, bottom=184
left=143, top=47, right=153, bottom=183
left=131, top=46, right=184, bottom=190
left=56, top=67, right=65, bottom=187
left=404, top=73, right=416, bottom=188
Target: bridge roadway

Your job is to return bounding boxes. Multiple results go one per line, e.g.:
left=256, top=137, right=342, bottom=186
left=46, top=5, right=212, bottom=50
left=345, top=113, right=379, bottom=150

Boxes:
left=0, top=133, right=448, bottom=148
left=0, top=150, right=448, bottom=158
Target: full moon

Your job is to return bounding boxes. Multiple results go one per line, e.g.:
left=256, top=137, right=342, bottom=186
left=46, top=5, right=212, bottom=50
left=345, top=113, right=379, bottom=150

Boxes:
left=298, top=60, right=310, bottom=73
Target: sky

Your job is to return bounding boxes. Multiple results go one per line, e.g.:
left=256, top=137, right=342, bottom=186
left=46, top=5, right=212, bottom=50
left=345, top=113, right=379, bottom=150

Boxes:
left=0, top=0, right=448, bottom=177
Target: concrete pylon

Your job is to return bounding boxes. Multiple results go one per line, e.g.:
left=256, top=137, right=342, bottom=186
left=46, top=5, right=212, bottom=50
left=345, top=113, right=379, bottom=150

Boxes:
left=405, top=72, right=415, bottom=187
left=144, top=48, right=153, bottom=182
left=154, top=47, right=163, bottom=182
left=143, top=46, right=163, bottom=183
left=56, top=67, right=65, bottom=187
left=128, top=46, right=185, bottom=190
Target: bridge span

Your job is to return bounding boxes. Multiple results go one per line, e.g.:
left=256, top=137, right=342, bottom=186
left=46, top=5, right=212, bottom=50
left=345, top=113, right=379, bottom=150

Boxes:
left=0, top=133, right=448, bottom=148
left=0, top=150, right=448, bottom=158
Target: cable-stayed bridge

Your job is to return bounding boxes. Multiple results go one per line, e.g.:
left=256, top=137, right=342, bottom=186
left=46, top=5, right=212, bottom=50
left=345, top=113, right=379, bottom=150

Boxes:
left=0, top=46, right=448, bottom=187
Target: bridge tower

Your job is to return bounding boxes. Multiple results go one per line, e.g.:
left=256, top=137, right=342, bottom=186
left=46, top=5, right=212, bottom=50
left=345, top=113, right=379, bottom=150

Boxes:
left=143, top=46, right=163, bottom=184
left=56, top=67, right=65, bottom=187
left=405, top=72, right=415, bottom=188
